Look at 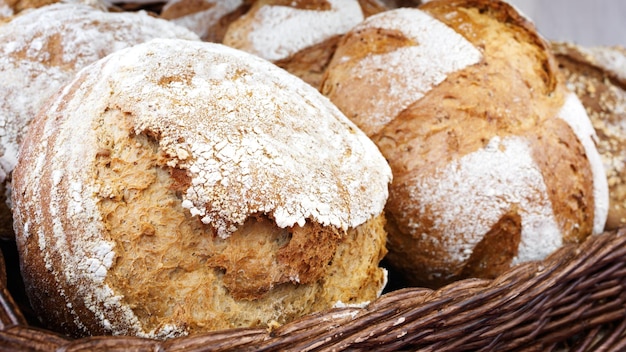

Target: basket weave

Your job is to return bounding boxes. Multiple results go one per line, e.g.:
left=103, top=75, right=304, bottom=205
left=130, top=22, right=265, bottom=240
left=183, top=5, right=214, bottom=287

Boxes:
left=0, top=228, right=625, bottom=351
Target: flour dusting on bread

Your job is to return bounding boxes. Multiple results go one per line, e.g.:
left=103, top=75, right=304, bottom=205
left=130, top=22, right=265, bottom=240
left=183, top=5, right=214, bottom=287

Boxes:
left=327, top=8, right=482, bottom=135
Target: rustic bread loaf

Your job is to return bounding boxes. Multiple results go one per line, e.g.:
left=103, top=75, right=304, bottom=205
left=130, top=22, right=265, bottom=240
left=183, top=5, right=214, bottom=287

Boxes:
left=222, top=0, right=374, bottom=88
left=0, top=0, right=110, bottom=20
left=160, top=0, right=250, bottom=42
left=321, top=0, right=608, bottom=287
left=0, top=3, right=199, bottom=239
left=553, top=42, right=626, bottom=230
left=12, top=38, right=392, bottom=338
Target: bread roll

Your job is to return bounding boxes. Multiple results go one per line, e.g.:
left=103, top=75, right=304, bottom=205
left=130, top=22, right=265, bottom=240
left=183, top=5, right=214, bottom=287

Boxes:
left=553, top=42, right=626, bottom=230
left=160, top=0, right=250, bottom=42
left=0, top=3, right=199, bottom=239
left=321, top=0, right=608, bottom=287
left=222, top=0, right=367, bottom=88
left=12, top=38, right=392, bottom=338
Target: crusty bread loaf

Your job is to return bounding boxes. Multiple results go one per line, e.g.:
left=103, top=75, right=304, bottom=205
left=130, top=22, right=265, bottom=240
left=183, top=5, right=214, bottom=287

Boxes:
left=222, top=0, right=368, bottom=88
left=0, top=0, right=110, bottom=19
left=553, top=42, right=626, bottom=230
left=12, top=38, right=392, bottom=338
left=321, top=0, right=608, bottom=287
left=0, top=3, right=199, bottom=239
left=160, top=0, right=250, bottom=42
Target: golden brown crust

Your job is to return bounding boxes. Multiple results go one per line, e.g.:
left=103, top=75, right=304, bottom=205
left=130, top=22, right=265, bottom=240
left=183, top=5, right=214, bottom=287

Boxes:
left=553, top=42, right=626, bottom=230
left=0, top=4, right=200, bottom=240
left=321, top=0, right=605, bottom=288
left=222, top=0, right=364, bottom=87
left=420, top=0, right=559, bottom=94
left=13, top=38, right=391, bottom=338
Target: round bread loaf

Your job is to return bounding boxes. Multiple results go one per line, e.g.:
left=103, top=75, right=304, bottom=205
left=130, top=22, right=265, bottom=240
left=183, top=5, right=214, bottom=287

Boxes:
left=321, top=0, right=608, bottom=287
left=0, top=0, right=110, bottom=20
left=160, top=0, right=250, bottom=42
left=222, top=0, right=370, bottom=88
left=553, top=42, right=626, bottom=230
left=12, top=38, right=392, bottom=338
left=0, top=3, right=199, bottom=239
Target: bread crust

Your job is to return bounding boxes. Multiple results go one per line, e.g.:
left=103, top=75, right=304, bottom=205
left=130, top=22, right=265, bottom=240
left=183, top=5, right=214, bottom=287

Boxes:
left=13, top=38, right=391, bottom=337
left=553, top=42, right=626, bottom=230
left=222, top=0, right=364, bottom=87
left=321, top=0, right=607, bottom=287
left=0, top=3, right=200, bottom=239
left=160, top=0, right=251, bottom=42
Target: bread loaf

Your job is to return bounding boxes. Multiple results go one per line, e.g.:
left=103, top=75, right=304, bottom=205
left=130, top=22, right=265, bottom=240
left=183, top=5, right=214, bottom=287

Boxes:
left=321, top=0, right=608, bottom=287
left=222, top=0, right=370, bottom=88
left=12, top=38, right=392, bottom=338
left=0, top=3, right=199, bottom=239
left=553, top=42, right=626, bottom=230
left=0, top=0, right=110, bottom=19
left=160, top=0, right=250, bottom=42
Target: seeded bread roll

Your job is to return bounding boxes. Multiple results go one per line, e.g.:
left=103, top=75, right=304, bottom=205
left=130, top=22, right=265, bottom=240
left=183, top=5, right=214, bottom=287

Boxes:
left=0, top=4, right=199, bottom=239
left=553, top=42, right=626, bottom=230
left=12, top=38, right=392, bottom=338
left=160, top=0, right=250, bottom=42
left=321, top=0, right=608, bottom=287
left=222, top=0, right=371, bottom=88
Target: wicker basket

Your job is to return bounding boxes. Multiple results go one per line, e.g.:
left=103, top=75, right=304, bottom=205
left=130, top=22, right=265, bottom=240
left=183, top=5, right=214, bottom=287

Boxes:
left=1, top=227, right=625, bottom=351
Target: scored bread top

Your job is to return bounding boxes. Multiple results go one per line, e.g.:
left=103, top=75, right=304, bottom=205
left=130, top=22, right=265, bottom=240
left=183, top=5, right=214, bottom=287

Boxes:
left=322, top=7, right=482, bottom=136
left=223, top=0, right=364, bottom=61
left=19, top=38, right=392, bottom=239
left=0, top=3, right=199, bottom=184
left=321, top=1, right=608, bottom=286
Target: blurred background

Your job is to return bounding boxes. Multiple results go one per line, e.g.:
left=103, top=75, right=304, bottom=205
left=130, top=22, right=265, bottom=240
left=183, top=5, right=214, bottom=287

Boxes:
left=506, top=0, right=626, bottom=47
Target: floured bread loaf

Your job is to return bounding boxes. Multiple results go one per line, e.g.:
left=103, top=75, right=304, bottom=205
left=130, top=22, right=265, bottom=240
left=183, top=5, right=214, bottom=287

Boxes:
left=553, top=42, right=626, bottom=230
left=222, top=0, right=373, bottom=88
left=0, top=0, right=110, bottom=20
left=160, top=0, right=250, bottom=42
left=0, top=3, right=199, bottom=239
left=321, top=0, right=608, bottom=287
left=12, top=38, right=392, bottom=338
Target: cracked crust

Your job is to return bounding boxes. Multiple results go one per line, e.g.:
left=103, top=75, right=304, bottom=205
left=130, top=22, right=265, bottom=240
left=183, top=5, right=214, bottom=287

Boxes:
left=13, top=38, right=391, bottom=338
